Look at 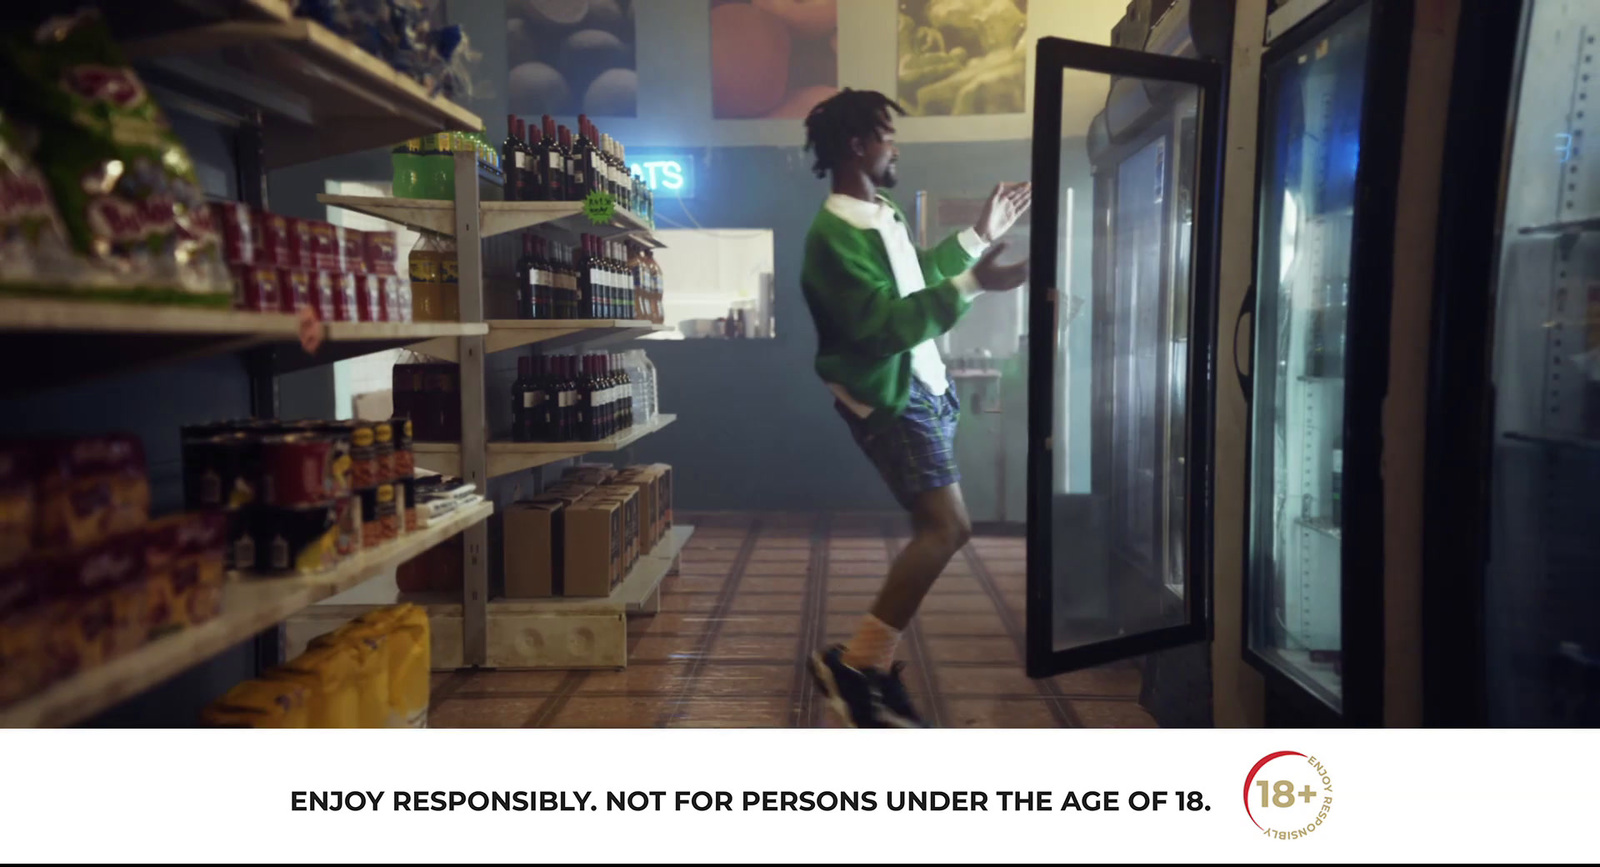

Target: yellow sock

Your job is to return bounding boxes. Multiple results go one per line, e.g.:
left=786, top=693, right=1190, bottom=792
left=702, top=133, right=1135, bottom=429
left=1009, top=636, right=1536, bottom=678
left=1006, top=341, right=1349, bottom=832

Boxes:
left=841, top=614, right=901, bottom=672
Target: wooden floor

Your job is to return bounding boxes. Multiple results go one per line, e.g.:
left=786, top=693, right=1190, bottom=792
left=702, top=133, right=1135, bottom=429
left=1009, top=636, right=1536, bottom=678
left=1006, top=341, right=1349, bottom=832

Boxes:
left=426, top=511, right=1158, bottom=728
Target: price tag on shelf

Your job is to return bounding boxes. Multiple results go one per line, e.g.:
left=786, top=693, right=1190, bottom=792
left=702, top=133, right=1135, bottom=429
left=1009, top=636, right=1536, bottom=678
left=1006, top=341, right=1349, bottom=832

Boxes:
left=583, top=190, right=616, bottom=225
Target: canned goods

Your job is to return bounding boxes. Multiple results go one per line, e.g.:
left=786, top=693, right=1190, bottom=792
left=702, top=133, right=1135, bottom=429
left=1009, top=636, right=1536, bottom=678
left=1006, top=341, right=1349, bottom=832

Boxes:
left=354, top=274, right=379, bottom=322
left=288, top=218, right=315, bottom=270
left=232, top=264, right=280, bottom=312
left=316, top=423, right=353, bottom=497
left=278, top=269, right=310, bottom=314
left=261, top=433, right=335, bottom=507
left=310, top=221, right=339, bottom=272
left=227, top=507, right=256, bottom=572
left=390, top=416, right=414, bottom=477
left=366, top=231, right=397, bottom=275
left=331, top=272, right=358, bottom=322
left=398, top=476, right=417, bottom=533
left=213, top=202, right=255, bottom=266
left=308, top=271, right=336, bottom=321
left=374, top=421, right=395, bottom=483
left=331, top=495, right=361, bottom=559
left=348, top=422, right=378, bottom=488
left=256, top=503, right=339, bottom=576
left=255, top=210, right=293, bottom=268
left=358, top=484, right=398, bottom=548
left=336, top=226, right=366, bottom=274
left=181, top=431, right=260, bottom=511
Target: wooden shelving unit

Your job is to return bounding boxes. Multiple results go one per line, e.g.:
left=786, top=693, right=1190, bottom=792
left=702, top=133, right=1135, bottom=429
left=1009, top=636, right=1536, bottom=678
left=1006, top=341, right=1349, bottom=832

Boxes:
left=0, top=501, right=493, bottom=728
left=0, top=296, right=486, bottom=394
left=318, top=195, right=663, bottom=244
left=413, top=414, right=678, bottom=478
left=292, top=525, right=695, bottom=671
left=0, top=1, right=496, bottom=726
left=124, top=0, right=483, bottom=170
left=407, top=319, right=668, bottom=361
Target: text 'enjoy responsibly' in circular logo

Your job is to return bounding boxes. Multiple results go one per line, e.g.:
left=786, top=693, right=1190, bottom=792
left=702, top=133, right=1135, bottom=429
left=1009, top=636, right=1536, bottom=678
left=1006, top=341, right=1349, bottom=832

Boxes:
left=1243, top=751, right=1333, bottom=840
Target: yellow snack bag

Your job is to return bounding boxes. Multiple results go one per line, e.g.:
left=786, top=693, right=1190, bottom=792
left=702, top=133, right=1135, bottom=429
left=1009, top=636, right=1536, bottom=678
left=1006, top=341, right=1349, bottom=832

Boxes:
left=265, top=643, right=360, bottom=728
left=360, top=603, right=430, bottom=727
left=312, top=623, right=389, bottom=728
left=202, top=679, right=310, bottom=728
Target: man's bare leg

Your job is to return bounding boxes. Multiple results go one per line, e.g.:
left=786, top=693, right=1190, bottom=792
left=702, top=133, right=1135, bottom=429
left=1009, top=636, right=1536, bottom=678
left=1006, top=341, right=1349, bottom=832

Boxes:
left=841, top=484, right=972, bottom=671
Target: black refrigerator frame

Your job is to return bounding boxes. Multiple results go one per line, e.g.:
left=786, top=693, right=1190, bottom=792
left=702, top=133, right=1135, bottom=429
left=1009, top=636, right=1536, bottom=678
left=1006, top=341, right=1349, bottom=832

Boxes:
left=1025, top=37, right=1223, bottom=678
left=1238, top=0, right=1413, bottom=727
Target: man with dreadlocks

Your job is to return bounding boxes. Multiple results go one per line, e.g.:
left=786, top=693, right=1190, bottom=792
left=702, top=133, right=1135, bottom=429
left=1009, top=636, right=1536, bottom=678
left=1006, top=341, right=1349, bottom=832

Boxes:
left=799, top=88, right=1031, bottom=728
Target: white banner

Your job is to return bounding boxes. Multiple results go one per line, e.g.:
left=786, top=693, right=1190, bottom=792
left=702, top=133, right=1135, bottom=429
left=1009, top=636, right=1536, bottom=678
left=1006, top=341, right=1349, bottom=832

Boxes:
left=0, top=728, right=1593, bottom=863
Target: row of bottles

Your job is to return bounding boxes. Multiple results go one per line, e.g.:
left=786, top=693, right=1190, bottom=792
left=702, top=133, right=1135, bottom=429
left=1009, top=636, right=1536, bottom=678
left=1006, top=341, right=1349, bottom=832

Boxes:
left=515, top=232, right=650, bottom=321
left=392, top=131, right=504, bottom=201
left=511, top=352, right=634, bottom=443
left=501, top=113, right=654, bottom=224
left=619, top=350, right=660, bottom=429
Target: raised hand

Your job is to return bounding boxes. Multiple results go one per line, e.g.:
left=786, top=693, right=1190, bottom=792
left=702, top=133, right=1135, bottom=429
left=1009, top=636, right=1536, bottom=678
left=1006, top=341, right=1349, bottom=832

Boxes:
left=974, top=181, right=1033, bottom=244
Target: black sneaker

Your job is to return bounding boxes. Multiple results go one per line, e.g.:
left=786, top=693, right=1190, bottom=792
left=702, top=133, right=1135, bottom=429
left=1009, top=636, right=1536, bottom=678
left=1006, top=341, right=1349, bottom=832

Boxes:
left=809, top=644, right=881, bottom=728
left=873, top=661, right=931, bottom=728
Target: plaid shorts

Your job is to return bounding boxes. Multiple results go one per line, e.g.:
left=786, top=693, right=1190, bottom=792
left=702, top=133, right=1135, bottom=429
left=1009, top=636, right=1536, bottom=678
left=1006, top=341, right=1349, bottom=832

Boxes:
left=835, top=376, right=962, bottom=511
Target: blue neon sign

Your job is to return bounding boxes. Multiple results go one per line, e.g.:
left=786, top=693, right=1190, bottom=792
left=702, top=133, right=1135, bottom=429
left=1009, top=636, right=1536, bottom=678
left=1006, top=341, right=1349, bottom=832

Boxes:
left=629, top=152, right=696, bottom=199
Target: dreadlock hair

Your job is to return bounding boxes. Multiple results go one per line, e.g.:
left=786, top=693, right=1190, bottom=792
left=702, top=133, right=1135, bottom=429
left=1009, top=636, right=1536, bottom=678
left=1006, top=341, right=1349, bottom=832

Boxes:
left=803, top=88, right=908, bottom=179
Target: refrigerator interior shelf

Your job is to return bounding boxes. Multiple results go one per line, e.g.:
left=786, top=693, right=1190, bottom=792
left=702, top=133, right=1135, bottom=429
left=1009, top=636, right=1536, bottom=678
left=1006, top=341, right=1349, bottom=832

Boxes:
left=1295, top=516, right=1342, bottom=539
left=1503, top=430, right=1600, bottom=453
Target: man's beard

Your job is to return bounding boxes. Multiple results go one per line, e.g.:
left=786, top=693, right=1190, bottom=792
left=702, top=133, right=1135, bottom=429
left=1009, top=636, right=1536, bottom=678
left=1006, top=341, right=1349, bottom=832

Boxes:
left=877, top=163, right=899, bottom=188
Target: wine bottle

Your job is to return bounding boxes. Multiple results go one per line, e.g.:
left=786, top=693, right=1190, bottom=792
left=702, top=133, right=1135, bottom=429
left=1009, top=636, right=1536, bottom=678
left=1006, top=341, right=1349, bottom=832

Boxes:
left=512, top=355, right=532, bottom=441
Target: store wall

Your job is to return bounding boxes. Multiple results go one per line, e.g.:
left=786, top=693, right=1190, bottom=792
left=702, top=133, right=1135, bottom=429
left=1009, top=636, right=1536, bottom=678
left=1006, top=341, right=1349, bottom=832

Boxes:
left=267, top=0, right=1116, bottom=512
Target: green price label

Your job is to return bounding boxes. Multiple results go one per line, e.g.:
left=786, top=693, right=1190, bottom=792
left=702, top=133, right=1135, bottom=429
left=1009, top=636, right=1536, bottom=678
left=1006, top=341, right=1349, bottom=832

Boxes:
left=583, top=190, right=616, bottom=224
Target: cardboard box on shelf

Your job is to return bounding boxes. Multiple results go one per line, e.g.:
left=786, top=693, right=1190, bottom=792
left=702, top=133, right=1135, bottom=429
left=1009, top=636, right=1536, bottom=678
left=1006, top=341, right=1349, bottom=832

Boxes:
left=616, top=464, right=670, bottom=551
left=606, top=475, right=655, bottom=552
left=588, top=486, right=638, bottom=576
left=651, top=464, right=673, bottom=532
left=504, top=498, right=564, bottom=598
left=563, top=498, right=622, bottom=597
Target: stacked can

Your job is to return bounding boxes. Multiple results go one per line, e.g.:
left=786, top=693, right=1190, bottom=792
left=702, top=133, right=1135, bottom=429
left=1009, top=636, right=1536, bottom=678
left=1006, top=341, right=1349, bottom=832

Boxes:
left=210, top=201, right=405, bottom=323
left=391, top=416, right=416, bottom=533
left=181, top=420, right=360, bottom=577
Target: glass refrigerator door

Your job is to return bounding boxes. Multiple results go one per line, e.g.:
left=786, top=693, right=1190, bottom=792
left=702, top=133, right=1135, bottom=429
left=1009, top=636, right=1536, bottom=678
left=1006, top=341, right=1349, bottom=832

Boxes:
left=1245, top=0, right=1371, bottom=714
left=1026, top=38, right=1221, bottom=677
left=1483, top=0, right=1600, bottom=725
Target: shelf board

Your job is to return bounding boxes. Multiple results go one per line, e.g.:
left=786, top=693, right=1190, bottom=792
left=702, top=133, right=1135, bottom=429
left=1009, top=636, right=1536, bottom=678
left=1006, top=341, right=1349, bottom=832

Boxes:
left=0, top=499, right=493, bottom=728
left=486, top=319, right=665, bottom=354
left=124, top=0, right=482, bottom=170
left=273, top=320, right=489, bottom=373
left=1517, top=217, right=1600, bottom=236
left=297, top=525, right=695, bottom=670
left=409, top=320, right=669, bottom=361
left=414, top=413, right=678, bottom=477
left=1295, top=516, right=1342, bottom=539
left=1504, top=430, right=1600, bottom=454
left=496, top=524, right=696, bottom=615
left=0, top=296, right=485, bottom=394
left=318, top=195, right=664, bottom=244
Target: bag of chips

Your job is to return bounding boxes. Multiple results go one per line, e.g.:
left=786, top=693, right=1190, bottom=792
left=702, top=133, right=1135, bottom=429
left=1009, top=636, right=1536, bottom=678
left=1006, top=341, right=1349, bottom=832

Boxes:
left=0, top=8, right=230, bottom=304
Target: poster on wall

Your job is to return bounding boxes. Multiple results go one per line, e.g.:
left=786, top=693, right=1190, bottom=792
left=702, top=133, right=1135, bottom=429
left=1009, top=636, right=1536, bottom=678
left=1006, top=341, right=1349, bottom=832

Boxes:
left=710, top=0, right=838, bottom=119
left=507, top=0, right=638, bottom=117
left=897, top=0, right=1029, bottom=116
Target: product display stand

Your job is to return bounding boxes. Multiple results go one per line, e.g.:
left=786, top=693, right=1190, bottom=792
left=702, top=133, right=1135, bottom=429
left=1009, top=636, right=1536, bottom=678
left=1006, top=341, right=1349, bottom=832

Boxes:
left=319, top=153, right=691, bottom=672
left=0, top=5, right=493, bottom=727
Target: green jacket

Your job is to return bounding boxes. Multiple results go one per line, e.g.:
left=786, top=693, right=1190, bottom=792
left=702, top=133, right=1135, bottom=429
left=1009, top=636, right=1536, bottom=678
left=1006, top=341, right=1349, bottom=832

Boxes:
left=800, top=195, right=982, bottom=429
